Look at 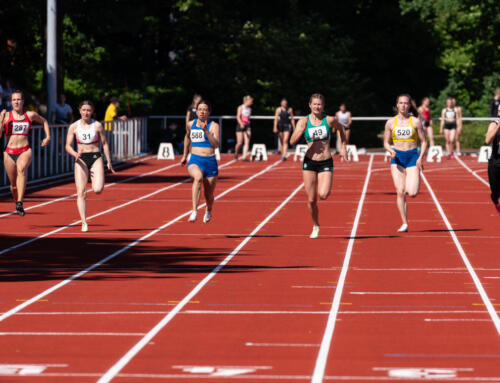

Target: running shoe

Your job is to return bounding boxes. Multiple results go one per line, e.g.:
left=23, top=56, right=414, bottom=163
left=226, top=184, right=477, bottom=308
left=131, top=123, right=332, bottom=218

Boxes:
left=203, top=209, right=212, bottom=223
left=16, top=202, right=25, bottom=217
left=81, top=222, right=88, bottom=232
left=242, top=158, right=250, bottom=162
left=234, top=154, right=238, bottom=160
left=310, top=225, right=320, bottom=239
left=188, top=210, right=198, bottom=222
left=449, top=153, right=455, bottom=159
left=281, top=156, right=287, bottom=161
left=397, top=223, right=408, bottom=232
left=495, top=204, right=500, bottom=215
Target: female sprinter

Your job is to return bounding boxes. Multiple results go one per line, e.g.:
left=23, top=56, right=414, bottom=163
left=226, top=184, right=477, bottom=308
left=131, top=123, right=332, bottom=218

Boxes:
left=290, top=93, right=348, bottom=239
left=234, top=95, right=253, bottom=161
left=181, top=100, right=220, bottom=223
left=65, top=101, right=114, bottom=232
left=384, top=94, right=427, bottom=232
left=335, top=103, right=352, bottom=144
left=485, top=105, right=500, bottom=214
left=440, top=97, right=459, bottom=158
left=0, top=90, right=50, bottom=216
left=273, top=98, right=296, bottom=161
left=418, top=97, right=434, bottom=147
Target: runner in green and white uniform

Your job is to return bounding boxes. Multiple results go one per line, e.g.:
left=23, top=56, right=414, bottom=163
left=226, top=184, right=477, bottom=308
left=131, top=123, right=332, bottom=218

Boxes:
left=290, top=93, right=348, bottom=238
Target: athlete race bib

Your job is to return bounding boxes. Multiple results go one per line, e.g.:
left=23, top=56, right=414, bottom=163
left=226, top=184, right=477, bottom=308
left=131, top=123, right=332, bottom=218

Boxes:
left=78, top=131, right=97, bottom=144
left=394, top=126, right=412, bottom=140
left=190, top=129, right=205, bottom=143
left=309, top=125, right=328, bottom=141
left=12, top=122, right=29, bottom=135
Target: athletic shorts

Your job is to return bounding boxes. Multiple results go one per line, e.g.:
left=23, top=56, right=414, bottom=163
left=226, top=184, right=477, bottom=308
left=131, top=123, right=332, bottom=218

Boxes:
left=188, top=153, right=218, bottom=178
left=444, top=121, right=457, bottom=130
left=422, top=120, right=430, bottom=128
left=390, top=148, right=419, bottom=168
left=236, top=124, right=251, bottom=133
left=277, top=123, right=292, bottom=133
left=79, top=152, right=102, bottom=169
left=302, top=156, right=334, bottom=173
left=4, top=145, right=30, bottom=163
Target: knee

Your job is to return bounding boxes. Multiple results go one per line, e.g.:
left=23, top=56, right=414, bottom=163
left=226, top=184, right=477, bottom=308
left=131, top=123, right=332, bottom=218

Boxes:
left=407, top=190, right=418, bottom=198
left=77, top=189, right=87, bottom=198
left=307, top=197, right=317, bottom=206
left=396, top=189, right=405, bottom=197
left=319, top=191, right=330, bottom=200
left=193, top=175, right=203, bottom=183
left=94, top=187, right=104, bottom=195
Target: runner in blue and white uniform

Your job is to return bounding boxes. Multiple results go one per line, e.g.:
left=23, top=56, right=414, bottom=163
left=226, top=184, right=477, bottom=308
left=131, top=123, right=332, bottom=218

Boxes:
left=181, top=100, right=220, bottom=223
left=290, top=93, right=348, bottom=238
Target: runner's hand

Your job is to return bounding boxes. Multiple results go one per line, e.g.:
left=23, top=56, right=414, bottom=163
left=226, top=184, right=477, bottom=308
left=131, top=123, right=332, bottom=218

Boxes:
left=340, top=148, right=349, bottom=162
left=108, top=161, right=116, bottom=173
left=41, top=137, right=50, bottom=146
left=180, top=156, right=187, bottom=166
left=417, top=157, right=424, bottom=172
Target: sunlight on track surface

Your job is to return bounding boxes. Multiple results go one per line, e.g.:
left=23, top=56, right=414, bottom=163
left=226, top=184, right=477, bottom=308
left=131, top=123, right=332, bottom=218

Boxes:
left=0, top=154, right=499, bottom=383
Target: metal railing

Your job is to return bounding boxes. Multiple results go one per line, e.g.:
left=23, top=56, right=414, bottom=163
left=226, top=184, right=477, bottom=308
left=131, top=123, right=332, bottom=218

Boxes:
left=1, top=118, right=147, bottom=188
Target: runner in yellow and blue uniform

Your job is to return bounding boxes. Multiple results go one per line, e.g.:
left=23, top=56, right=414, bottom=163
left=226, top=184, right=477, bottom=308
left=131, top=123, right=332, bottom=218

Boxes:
left=290, top=93, right=348, bottom=239
left=181, top=100, right=220, bottom=223
left=384, top=94, right=427, bottom=232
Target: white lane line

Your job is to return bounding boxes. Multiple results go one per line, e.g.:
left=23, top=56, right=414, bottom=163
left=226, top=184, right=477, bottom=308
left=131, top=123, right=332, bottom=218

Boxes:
left=0, top=161, right=181, bottom=219
left=97, top=182, right=304, bottom=383
left=246, top=342, right=320, bottom=347
left=422, top=172, right=500, bottom=334
left=312, top=154, right=374, bottom=383
left=11, top=311, right=171, bottom=315
left=0, top=332, right=146, bottom=336
left=0, top=160, right=235, bottom=255
left=424, top=318, right=491, bottom=322
left=292, top=286, right=335, bottom=289
left=0, top=159, right=280, bottom=323
left=183, top=310, right=329, bottom=315
left=350, top=291, right=478, bottom=295
left=455, top=156, right=490, bottom=187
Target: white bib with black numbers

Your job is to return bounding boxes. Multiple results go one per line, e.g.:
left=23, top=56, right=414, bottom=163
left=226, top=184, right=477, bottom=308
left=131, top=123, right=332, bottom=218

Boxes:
left=12, top=122, right=30, bottom=135
left=190, top=129, right=205, bottom=143
left=394, top=126, right=413, bottom=140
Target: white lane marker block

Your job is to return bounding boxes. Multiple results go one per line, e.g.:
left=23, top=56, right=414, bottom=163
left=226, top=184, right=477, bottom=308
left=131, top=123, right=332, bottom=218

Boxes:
left=426, top=145, right=443, bottom=162
left=157, top=143, right=175, bottom=160
left=0, top=364, right=66, bottom=376
left=478, top=146, right=492, bottom=162
left=294, top=144, right=308, bottom=162
left=250, top=144, right=268, bottom=161
left=346, top=145, right=359, bottom=162
left=173, top=365, right=271, bottom=377
left=214, top=147, right=221, bottom=161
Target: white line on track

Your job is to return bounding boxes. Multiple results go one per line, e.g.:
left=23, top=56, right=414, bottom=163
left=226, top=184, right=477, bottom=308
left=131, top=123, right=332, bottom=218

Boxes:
left=0, top=331, right=146, bottom=336
left=455, top=156, right=490, bottom=187
left=245, top=342, right=320, bottom=347
left=97, top=182, right=304, bottom=383
left=424, top=318, right=491, bottom=322
left=422, top=172, right=500, bottom=334
left=0, top=160, right=235, bottom=255
left=0, top=159, right=281, bottom=324
left=312, top=154, right=374, bottom=383
left=350, top=291, right=478, bottom=295
left=0, top=161, right=181, bottom=219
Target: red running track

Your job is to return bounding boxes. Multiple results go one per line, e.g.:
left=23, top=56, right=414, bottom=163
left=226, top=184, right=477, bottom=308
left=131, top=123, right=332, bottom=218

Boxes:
left=0, top=154, right=499, bottom=382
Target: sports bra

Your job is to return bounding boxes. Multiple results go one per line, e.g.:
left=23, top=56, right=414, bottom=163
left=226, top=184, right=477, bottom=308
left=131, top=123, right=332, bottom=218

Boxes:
left=4, top=111, right=32, bottom=137
left=190, top=119, right=213, bottom=148
left=445, top=108, right=456, bottom=120
left=304, top=115, right=331, bottom=143
left=392, top=115, right=418, bottom=143
left=76, top=119, right=99, bottom=145
left=337, top=111, right=349, bottom=125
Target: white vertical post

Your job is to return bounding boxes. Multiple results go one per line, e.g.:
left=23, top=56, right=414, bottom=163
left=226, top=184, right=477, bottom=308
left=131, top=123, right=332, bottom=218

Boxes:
left=47, top=0, right=57, bottom=123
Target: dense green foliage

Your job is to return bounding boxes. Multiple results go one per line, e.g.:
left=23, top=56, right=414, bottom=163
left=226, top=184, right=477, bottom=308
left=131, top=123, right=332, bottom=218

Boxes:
left=0, top=0, right=497, bottom=149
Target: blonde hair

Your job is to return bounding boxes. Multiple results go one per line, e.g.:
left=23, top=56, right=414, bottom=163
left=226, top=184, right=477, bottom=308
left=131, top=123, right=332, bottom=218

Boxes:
left=309, top=93, right=325, bottom=104
left=243, top=95, right=253, bottom=102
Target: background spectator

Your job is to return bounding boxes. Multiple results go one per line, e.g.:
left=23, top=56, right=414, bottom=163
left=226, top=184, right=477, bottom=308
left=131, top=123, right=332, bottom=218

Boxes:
left=491, top=89, right=500, bottom=118
left=104, top=96, right=127, bottom=131
left=55, top=94, right=74, bottom=124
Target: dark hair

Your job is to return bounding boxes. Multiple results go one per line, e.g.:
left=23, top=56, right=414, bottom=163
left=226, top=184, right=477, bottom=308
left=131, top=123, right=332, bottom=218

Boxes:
left=79, top=100, right=95, bottom=109
left=309, top=93, right=325, bottom=104
left=110, top=96, right=120, bottom=103
left=197, top=99, right=212, bottom=112
left=11, top=89, right=25, bottom=100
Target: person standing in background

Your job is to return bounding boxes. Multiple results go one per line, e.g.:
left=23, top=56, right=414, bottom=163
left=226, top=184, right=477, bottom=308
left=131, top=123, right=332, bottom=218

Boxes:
left=335, top=103, right=352, bottom=156
left=452, top=97, right=463, bottom=155
left=235, top=95, right=253, bottom=161
left=186, top=93, right=202, bottom=127
left=104, top=96, right=127, bottom=131
left=55, top=94, right=74, bottom=124
left=273, top=98, right=296, bottom=161
left=418, top=97, right=434, bottom=147
left=490, top=89, right=500, bottom=118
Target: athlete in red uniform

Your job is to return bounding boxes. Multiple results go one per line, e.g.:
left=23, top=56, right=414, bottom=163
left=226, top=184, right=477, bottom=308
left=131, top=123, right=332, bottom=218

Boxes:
left=0, top=90, right=50, bottom=216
